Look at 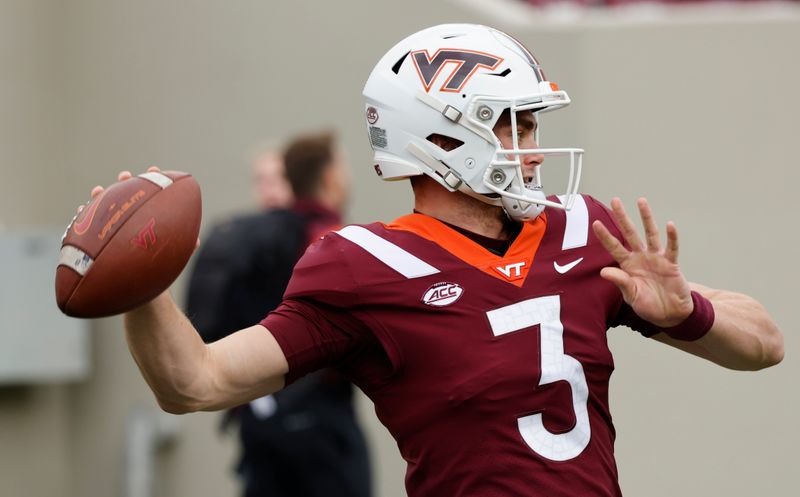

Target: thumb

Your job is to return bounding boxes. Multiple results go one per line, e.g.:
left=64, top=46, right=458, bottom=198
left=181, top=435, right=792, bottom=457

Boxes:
left=600, top=267, right=637, bottom=304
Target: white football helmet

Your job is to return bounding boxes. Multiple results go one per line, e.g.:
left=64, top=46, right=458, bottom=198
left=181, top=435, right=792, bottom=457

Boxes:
left=362, top=24, right=583, bottom=221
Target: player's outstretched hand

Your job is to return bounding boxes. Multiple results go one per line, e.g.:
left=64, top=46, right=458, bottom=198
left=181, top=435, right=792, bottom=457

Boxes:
left=592, top=197, right=693, bottom=327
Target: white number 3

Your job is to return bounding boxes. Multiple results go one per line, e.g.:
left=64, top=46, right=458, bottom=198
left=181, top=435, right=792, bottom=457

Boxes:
left=486, top=295, right=591, bottom=461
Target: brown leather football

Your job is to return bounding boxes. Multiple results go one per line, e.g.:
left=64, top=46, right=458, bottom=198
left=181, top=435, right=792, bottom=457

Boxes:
left=55, top=170, right=201, bottom=318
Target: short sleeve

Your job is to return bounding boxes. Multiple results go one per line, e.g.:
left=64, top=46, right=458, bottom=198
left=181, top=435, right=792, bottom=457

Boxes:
left=612, top=302, right=663, bottom=338
left=261, top=230, right=395, bottom=385
left=261, top=299, right=372, bottom=384
left=282, top=231, right=360, bottom=307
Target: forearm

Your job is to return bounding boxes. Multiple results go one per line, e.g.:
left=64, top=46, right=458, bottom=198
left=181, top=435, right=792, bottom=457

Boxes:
left=124, top=291, right=213, bottom=413
left=654, top=283, right=784, bottom=371
left=694, top=283, right=784, bottom=370
left=124, top=292, right=289, bottom=413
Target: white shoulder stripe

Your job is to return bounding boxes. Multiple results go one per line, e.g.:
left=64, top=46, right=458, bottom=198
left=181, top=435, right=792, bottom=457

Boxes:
left=336, top=225, right=440, bottom=279
left=557, top=194, right=589, bottom=250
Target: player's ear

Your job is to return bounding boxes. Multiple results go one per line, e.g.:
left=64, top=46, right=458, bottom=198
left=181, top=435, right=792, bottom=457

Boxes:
left=427, top=134, right=464, bottom=152
left=492, top=109, right=512, bottom=130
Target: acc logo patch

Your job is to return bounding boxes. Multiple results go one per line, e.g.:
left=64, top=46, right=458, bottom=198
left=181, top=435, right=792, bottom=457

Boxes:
left=421, top=282, right=463, bottom=307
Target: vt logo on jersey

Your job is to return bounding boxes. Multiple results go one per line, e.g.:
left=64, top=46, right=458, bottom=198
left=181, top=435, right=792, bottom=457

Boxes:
left=411, top=49, right=503, bottom=93
left=422, top=282, right=464, bottom=307
left=493, top=260, right=529, bottom=282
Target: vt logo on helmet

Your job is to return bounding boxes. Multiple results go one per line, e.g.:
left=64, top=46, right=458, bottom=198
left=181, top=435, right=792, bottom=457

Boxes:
left=411, top=49, right=503, bottom=93
left=362, top=24, right=585, bottom=222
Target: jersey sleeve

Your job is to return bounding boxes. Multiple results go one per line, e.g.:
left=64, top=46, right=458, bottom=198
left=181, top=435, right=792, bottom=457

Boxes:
left=281, top=231, right=361, bottom=306
left=610, top=302, right=662, bottom=338
left=261, top=298, right=377, bottom=384
left=260, top=230, right=395, bottom=385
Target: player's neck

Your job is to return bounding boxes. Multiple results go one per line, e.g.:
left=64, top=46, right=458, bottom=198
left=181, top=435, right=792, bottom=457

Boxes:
left=412, top=178, right=514, bottom=240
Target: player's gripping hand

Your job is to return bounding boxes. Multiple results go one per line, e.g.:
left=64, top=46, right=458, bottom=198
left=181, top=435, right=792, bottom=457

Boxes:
left=83, top=166, right=156, bottom=206
left=592, top=197, right=693, bottom=327
left=61, top=166, right=202, bottom=317
left=76, top=167, right=153, bottom=213
left=79, top=166, right=200, bottom=249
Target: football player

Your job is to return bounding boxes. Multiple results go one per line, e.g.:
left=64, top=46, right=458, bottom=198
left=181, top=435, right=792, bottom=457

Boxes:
left=106, top=24, right=783, bottom=497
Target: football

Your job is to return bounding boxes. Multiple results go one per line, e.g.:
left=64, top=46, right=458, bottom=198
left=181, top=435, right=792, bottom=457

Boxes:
left=55, top=170, right=202, bottom=318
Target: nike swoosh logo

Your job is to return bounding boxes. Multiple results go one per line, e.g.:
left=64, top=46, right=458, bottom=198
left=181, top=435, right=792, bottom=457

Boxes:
left=554, top=257, right=584, bottom=274
left=73, top=190, right=106, bottom=235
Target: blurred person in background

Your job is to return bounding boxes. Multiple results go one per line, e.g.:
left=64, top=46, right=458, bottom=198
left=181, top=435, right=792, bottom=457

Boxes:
left=186, top=131, right=371, bottom=497
left=252, top=148, right=293, bottom=210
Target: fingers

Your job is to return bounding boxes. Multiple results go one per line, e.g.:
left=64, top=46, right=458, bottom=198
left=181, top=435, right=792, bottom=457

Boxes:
left=592, top=220, right=629, bottom=264
left=613, top=197, right=669, bottom=255
left=636, top=197, right=679, bottom=262
left=665, top=221, right=679, bottom=263
left=610, top=197, right=643, bottom=251
left=78, top=187, right=102, bottom=214
left=118, top=166, right=159, bottom=181
left=83, top=169, right=141, bottom=210
left=637, top=197, right=661, bottom=253
left=91, top=170, right=130, bottom=201
left=79, top=168, right=158, bottom=216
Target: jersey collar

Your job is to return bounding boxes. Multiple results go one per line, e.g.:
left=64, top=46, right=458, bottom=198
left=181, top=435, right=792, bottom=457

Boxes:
left=385, top=212, right=547, bottom=288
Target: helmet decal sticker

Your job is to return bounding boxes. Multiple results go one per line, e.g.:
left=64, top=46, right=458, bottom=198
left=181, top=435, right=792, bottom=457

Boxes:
left=411, top=49, right=503, bottom=93
left=366, top=106, right=379, bottom=124
left=369, top=126, right=387, bottom=148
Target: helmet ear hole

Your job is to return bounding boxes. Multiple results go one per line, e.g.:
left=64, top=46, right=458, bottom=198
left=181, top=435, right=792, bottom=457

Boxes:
left=426, top=134, right=464, bottom=152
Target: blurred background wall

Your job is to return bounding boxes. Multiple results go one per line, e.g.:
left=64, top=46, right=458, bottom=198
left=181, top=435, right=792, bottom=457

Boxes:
left=1, top=0, right=798, bottom=496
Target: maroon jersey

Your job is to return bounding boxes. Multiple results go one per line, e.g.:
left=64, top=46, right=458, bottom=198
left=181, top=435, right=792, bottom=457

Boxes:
left=263, top=195, right=644, bottom=497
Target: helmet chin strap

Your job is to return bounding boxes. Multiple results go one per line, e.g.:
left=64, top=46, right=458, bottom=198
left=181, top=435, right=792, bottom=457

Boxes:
left=462, top=179, right=547, bottom=222
left=500, top=185, right=546, bottom=221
